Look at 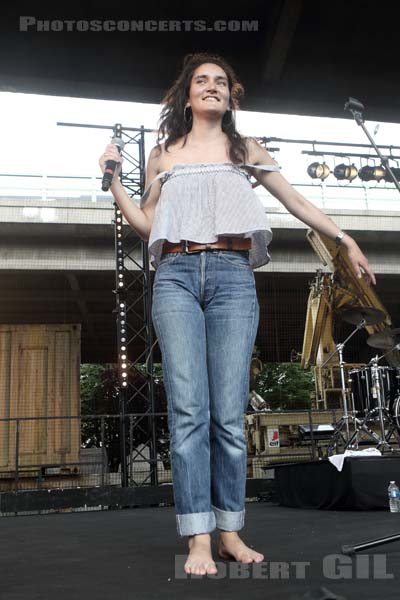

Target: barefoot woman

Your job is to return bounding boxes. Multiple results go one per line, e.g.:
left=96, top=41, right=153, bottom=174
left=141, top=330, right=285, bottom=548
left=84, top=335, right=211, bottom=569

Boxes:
left=100, top=52, right=375, bottom=576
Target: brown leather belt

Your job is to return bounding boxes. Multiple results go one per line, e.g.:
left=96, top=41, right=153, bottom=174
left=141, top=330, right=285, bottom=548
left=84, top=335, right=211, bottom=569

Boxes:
left=162, top=237, right=252, bottom=255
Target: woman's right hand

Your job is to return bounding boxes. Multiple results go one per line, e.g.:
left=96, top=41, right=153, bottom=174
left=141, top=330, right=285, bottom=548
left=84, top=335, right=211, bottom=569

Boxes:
left=98, top=143, right=123, bottom=179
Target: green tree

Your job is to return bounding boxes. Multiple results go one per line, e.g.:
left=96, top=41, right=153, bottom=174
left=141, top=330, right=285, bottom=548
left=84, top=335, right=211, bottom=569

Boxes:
left=80, top=363, right=170, bottom=471
left=254, top=362, right=314, bottom=410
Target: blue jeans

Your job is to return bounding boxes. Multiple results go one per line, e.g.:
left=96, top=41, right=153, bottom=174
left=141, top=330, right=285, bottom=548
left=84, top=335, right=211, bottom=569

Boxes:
left=151, top=249, right=259, bottom=537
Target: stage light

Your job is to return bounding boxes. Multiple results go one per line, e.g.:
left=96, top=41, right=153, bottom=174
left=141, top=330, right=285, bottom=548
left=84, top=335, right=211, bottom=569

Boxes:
left=358, top=165, right=386, bottom=182
left=384, top=166, right=400, bottom=183
left=307, top=162, right=330, bottom=181
left=333, top=163, right=358, bottom=182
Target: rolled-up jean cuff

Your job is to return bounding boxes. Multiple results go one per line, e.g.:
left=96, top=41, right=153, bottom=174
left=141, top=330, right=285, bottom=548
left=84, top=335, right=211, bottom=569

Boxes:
left=212, top=505, right=245, bottom=531
left=176, top=511, right=216, bottom=537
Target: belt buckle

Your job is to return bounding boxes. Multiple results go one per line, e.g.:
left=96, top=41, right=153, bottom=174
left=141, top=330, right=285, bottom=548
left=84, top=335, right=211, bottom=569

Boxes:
left=183, top=240, right=200, bottom=254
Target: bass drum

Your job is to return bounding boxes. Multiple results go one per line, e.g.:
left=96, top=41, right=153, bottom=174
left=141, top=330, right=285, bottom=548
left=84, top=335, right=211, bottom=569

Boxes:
left=349, top=366, right=400, bottom=415
left=391, top=396, right=400, bottom=432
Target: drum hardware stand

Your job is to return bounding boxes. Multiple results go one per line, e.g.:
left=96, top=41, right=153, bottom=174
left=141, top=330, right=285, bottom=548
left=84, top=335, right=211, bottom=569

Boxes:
left=364, top=337, right=400, bottom=445
left=321, top=307, right=386, bottom=454
left=362, top=344, right=400, bottom=448
left=384, top=419, right=400, bottom=447
left=345, top=355, right=393, bottom=452
left=322, top=318, right=366, bottom=452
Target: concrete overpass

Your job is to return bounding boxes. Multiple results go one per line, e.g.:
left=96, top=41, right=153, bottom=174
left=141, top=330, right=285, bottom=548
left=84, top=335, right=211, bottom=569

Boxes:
left=1, top=189, right=399, bottom=363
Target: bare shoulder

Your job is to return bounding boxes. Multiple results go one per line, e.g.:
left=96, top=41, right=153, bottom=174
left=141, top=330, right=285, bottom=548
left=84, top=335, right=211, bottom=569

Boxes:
left=147, top=144, right=163, bottom=174
left=144, top=145, right=164, bottom=191
left=244, top=136, right=277, bottom=166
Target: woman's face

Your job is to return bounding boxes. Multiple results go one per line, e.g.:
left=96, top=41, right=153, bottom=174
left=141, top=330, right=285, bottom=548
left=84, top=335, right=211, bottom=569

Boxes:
left=187, top=62, right=231, bottom=119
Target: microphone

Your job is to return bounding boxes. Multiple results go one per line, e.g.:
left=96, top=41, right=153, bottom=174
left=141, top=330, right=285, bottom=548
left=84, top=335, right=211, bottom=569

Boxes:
left=344, top=97, right=365, bottom=113
left=102, top=125, right=124, bottom=192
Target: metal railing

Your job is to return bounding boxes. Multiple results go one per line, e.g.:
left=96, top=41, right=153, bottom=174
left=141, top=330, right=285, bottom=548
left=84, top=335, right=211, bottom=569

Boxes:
left=1, top=409, right=397, bottom=515
left=0, top=173, right=112, bottom=203
left=0, top=408, right=372, bottom=492
left=0, top=173, right=399, bottom=212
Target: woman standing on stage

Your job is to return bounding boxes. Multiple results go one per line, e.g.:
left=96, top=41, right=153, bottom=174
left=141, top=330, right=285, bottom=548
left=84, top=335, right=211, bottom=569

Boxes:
left=100, top=53, right=375, bottom=576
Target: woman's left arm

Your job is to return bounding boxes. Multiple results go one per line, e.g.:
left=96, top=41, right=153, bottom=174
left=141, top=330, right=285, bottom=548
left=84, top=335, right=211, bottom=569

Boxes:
left=247, top=139, right=376, bottom=285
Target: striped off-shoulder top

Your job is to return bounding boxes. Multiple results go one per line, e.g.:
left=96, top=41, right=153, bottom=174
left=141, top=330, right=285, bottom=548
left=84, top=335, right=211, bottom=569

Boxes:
left=139, top=161, right=280, bottom=270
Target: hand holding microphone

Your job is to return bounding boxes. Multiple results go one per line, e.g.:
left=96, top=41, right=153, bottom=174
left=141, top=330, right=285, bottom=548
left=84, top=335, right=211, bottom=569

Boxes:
left=99, top=136, right=124, bottom=191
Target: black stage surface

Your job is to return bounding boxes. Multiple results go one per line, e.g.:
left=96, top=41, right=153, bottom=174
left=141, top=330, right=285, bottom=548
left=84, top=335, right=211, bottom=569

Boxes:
left=0, top=502, right=399, bottom=600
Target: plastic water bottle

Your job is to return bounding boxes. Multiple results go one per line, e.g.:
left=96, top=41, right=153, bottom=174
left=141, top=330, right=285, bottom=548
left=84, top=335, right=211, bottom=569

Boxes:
left=388, top=481, right=400, bottom=513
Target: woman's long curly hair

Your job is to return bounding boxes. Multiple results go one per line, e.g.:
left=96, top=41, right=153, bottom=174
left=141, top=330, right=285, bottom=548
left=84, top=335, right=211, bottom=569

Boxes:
left=156, top=52, right=248, bottom=164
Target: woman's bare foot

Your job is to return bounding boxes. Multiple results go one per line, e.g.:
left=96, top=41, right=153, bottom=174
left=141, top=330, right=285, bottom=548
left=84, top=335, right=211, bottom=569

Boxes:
left=218, top=530, right=264, bottom=563
left=184, top=533, right=218, bottom=575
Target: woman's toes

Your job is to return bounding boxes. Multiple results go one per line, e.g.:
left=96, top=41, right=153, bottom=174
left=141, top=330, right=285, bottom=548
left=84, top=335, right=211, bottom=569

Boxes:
left=185, top=558, right=217, bottom=576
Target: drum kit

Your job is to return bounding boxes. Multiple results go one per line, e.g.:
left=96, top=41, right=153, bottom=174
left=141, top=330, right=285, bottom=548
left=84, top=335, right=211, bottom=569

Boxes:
left=321, top=306, right=400, bottom=453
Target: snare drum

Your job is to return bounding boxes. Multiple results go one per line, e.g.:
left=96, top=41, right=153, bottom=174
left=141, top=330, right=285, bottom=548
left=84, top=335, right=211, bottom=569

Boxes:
left=349, top=366, right=400, bottom=415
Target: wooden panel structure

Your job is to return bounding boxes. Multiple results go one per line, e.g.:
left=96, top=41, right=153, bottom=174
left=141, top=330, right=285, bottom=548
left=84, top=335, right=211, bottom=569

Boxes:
left=0, top=324, right=81, bottom=476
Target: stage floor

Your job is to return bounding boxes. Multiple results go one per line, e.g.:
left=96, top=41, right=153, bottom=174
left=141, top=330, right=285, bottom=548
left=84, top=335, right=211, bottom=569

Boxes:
left=0, top=501, right=399, bottom=600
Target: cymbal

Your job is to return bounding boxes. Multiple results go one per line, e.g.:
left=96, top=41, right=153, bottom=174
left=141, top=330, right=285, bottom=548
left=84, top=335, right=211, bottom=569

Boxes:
left=340, top=306, right=386, bottom=326
left=367, top=328, right=400, bottom=349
